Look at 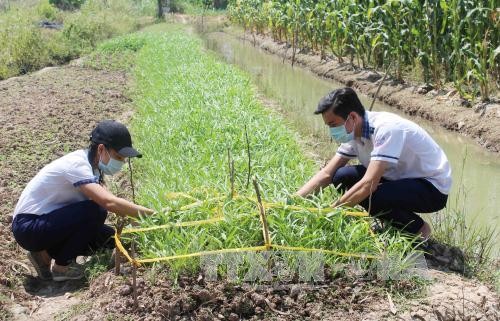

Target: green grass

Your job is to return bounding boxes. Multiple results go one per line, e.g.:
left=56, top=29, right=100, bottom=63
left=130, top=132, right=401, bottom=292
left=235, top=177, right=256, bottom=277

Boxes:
left=0, top=0, right=156, bottom=79
left=83, top=249, right=113, bottom=283
left=84, top=33, right=151, bottom=71
left=90, top=24, right=418, bottom=279
left=169, top=0, right=228, bottom=15
left=431, top=154, right=499, bottom=286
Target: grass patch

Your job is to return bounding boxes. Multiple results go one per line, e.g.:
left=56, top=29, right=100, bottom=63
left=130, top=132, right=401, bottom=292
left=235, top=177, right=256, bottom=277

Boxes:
left=432, top=204, right=498, bottom=278
left=430, top=152, right=499, bottom=288
left=83, top=249, right=113, bottom=283
left=0, top=0, right=156, bottom=79
left=169, top=0, right=227, bottom=15
left=84, top=33, right=151, bottom=71
left=54, top=302, right=92, bottom=321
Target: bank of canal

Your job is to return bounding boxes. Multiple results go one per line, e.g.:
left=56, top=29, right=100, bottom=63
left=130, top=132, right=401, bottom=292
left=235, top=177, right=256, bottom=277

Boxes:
left=203, top=31, right=500, bottom=254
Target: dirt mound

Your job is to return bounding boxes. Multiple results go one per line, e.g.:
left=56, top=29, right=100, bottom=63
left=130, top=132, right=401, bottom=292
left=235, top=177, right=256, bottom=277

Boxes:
left=77, top=265, right=499, bottom=321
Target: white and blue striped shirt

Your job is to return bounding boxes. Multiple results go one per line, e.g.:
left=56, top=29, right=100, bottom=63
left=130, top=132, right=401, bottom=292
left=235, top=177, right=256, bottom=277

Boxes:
left=337, top=111, right=452, bottom=194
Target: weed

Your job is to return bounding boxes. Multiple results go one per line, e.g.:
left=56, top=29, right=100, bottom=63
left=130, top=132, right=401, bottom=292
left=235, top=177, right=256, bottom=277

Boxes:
left=37, top=0, right=59, bottom=21
left=0, top=0, right=157, bottom=79
left=54, top=302, right=92, bottom=321
left=83, top=249, right=113, bottom=283
left=431, top=151, right=498, bottom=282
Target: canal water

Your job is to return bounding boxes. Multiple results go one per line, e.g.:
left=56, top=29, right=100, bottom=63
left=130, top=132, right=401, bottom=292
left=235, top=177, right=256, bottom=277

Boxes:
left=203, top=31, right=499, bottom=253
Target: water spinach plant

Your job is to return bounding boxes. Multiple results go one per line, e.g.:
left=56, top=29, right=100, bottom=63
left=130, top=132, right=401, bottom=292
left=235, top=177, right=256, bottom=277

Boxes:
left=104, top=24, right=417, bottom=278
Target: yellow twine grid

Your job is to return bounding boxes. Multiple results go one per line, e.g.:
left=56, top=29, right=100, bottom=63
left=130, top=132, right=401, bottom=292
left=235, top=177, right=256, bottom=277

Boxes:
left=114, top=190, right=381, bottom=267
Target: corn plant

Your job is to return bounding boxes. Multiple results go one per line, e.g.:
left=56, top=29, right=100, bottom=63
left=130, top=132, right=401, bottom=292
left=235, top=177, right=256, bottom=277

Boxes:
left=228, top=0, right=499, bottom=101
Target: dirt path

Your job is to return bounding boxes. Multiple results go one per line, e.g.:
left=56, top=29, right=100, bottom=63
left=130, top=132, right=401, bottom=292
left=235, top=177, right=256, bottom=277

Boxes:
left=229, top=29, right=500, bottom=154
left=0, top=63, right=133, bottom=320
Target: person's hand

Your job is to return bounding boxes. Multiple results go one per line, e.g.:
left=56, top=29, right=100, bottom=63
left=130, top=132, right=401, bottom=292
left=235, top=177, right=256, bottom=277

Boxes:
left=331, top=199, right=346, bottom=208
left=284, top=194, right=303, bottom=206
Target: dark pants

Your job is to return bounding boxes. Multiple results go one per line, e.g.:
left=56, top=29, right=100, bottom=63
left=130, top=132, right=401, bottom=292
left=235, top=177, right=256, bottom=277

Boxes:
left=12, top=200, right=115, bottom=266
left=332, top=165, right=448, bottom=234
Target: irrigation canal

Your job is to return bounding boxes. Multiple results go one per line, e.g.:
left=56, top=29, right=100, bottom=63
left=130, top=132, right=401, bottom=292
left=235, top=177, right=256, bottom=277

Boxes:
left=203, top=31, right=499, bottom=253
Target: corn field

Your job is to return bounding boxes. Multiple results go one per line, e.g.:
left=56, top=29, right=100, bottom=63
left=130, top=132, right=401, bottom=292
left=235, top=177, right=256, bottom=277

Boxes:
left=228, top=0, right=499, bottom=101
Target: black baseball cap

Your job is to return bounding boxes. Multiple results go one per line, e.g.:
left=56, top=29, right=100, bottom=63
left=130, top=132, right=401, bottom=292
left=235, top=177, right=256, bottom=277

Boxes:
left=90, top=120, right=142, bottom=158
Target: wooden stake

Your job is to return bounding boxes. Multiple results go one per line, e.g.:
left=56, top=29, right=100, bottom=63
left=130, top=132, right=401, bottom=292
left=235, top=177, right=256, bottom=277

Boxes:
left=368, top=180, right=374, bottom=215
left=231, top=159, right=235, bottom=198
left=115, top=219, right=124, bottom=276
left=245, top=125, right=251, bottom=189
left=128, top=159, right=136, bottom=204
left=131, top=237, right=138, bottom=309
left=252, top=178, right=271, bottom=248
left=114, top=247, right=121, bottom=275
left=369, top=61, right=393, bottom=112
left=115, top=159, right=135, bottom=275
left=227, top=148, right=235, bottom=199
left=115, top=159, right=136, bottom=275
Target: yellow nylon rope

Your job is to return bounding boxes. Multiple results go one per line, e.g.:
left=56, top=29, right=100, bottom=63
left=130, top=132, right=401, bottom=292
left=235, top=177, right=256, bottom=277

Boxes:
left=271, top=245, right=380, bottom=259
left=135, top=246, right=269, bottom=264
left=114, top=189, right=376, bottom=266
left=122, top=216, right=224, bottom=234
left=114, top=244, right=380, bottom=265
left=114, top=231, right=140, bottom=267
left=163, top=192, right=369, bottom=217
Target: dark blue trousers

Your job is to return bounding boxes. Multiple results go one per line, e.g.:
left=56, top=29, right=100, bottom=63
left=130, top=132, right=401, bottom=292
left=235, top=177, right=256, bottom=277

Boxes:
left=332, top=165, right=448, bottom=234
left=12, top=200, right=115, bottom=266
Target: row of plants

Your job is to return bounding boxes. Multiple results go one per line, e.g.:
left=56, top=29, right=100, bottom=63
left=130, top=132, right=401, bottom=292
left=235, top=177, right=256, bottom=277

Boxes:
left=171, top=0, right=229, bottom=12
left=89, top=25, right=417, bottom=277
left=0, top=0, right=156, bottom=79
left=228, top=0, right=499, bottom=102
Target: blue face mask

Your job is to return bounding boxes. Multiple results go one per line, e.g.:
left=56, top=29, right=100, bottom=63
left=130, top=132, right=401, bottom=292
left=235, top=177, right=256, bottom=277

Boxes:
left=98, top=148, right=125, bottom=176
left=329, top=117, right=355, bottom=143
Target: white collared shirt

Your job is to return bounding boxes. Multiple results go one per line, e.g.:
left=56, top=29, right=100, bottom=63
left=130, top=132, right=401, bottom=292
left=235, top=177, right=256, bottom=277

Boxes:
left=336, top=111, right=452, bottom=194
left=14, top=150, right=100, bottom=216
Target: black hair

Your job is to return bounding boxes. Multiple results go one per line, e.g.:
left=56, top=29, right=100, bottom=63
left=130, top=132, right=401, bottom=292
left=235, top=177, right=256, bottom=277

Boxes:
left=87, top=141, right=105, bottom=185
left=314, top=87, right=366, bottom=119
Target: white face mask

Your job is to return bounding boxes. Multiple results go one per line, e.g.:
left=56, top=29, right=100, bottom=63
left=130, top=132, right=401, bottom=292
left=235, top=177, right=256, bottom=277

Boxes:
left=98, top=148, right=125, bottom=175
left=329, top=116, right=355, bottom=143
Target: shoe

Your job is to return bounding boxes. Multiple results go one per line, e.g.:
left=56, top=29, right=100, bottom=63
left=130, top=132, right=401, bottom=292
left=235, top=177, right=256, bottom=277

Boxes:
left=51, top=261, right=84, bottom=282
left=27, top=251, right=52, bottom=281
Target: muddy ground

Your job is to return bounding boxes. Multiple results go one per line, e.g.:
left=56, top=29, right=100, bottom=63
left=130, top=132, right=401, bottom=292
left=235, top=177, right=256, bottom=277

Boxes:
left=227, top=27, right=500, bottom=154
left=0, top=31, right=499, bottom=321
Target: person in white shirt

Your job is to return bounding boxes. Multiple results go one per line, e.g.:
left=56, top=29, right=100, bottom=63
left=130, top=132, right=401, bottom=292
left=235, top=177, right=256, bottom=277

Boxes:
left=296, top=88, right=451, bottom=239
left=12, top=120, right=154, bottom=281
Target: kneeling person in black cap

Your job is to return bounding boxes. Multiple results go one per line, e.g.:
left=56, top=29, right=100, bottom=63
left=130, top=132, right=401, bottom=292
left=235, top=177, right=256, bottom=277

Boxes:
left=11, top=120, right=154, bottom=281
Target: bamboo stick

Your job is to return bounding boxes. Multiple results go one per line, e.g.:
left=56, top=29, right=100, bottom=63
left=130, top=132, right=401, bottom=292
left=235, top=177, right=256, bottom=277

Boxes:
left=252, top=178, right=271, bottom=249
